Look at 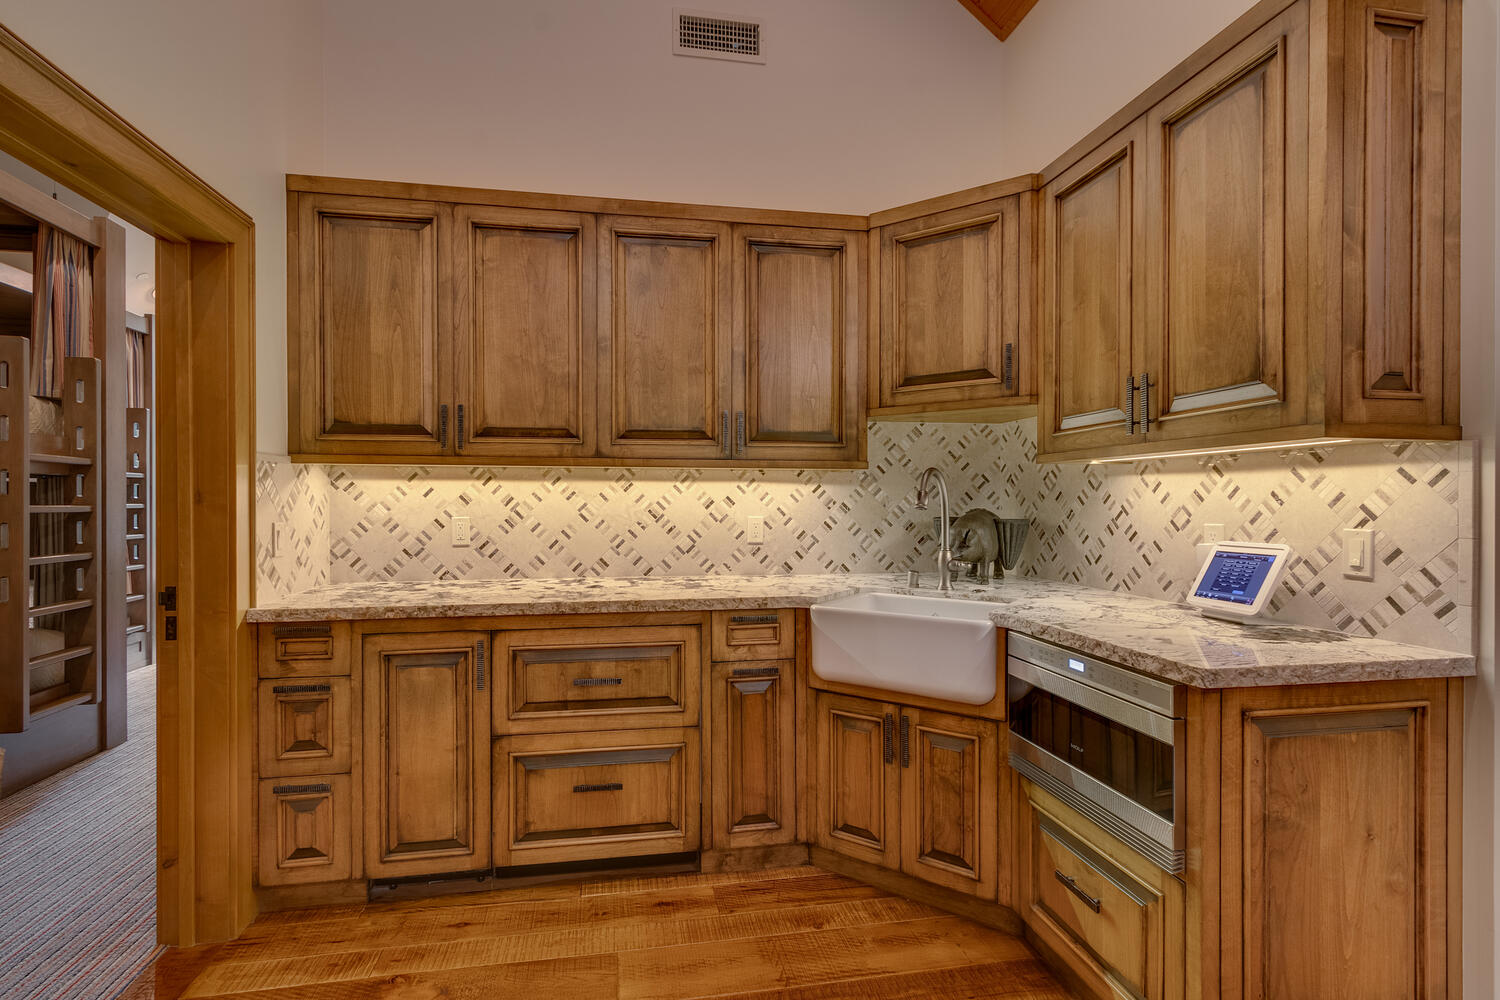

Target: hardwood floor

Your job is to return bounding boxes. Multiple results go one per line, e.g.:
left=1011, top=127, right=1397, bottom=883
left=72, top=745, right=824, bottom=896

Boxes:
left=118, top=865, right=1076, bottom=999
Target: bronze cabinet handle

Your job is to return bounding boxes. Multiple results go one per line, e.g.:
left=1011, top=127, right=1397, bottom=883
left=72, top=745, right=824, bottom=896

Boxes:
left=882, top=713, right=894, bottom=765
left=1004, top=342, right=1015, bottom=390
left=899, top=714, right=910, bottom=768
left=271, top=683, right=331, bottom=694
left=721, top=411, right=730, bottom=456
left=456, top=404, right=466, bottom=450
left=729, top=614, right=778, bottom=624
left=273, top=783, right=331, bottom=796
left=730, top=666, right=780, bottom=679
left=735, top=411, right=746, bottom=454
left=476, top=639, right=485, bottom=692
left=1138, top=372, right=1153, bottom=433
left=1055, top=870, right=1102, bottom=913
left=572, top=676, right=624, bottom=686
left=1125, top=377, right=1137, bottom=435
left=573, top=782, right=624, bottom=793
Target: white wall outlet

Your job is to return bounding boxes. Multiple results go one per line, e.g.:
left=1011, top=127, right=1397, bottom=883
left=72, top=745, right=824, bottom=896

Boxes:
left=1202, top=523, right=1225, bottom=544
left=1343, top=527, right=1375, bottom=580
left=746, top=515, right=766, bottom=544
left=452, top=515, right=472, bottom=547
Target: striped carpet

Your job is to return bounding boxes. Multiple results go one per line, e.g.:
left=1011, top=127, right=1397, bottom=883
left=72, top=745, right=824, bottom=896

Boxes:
left=0, top=667, right=161, bottom=1000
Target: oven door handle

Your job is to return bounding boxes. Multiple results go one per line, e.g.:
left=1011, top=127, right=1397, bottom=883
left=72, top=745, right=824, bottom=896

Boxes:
left=1006, top=656, right=1177, bottom=746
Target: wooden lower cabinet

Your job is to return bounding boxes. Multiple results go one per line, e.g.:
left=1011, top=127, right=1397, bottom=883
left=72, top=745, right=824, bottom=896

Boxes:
left=494, top=727, right=701, bottom=867
left=256, top=775, right=354, bottom=886
left=1017, top=779, right=1184, bottom=1000
left=709, top=660, right=796, bottom=849
left=256, top=677, right=353, bottom=778
left=362, top=631, right=491, bottom=878
left=813, top=691, right=999, bottom=898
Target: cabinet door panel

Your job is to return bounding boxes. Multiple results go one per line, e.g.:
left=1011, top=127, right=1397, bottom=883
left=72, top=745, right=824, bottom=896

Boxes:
left=733, top=226, right=863, bottom=463
left=813, top=692, right=899, bottom=869
left=1143, top=8, right=1310, bottom=442
left=710, top=661, right=796, bottom=848
left=363, top=632, right=489, bottom=877
left=598, top=216, right=732, bottom=460
left=878, top=197, right=1023, bottom=410
left=1038, top=125, right=1145, bottom=459
left=257, top=775, right=354, bottom=886
left=453, top=206, right=595, bottom=458
left=898, top=707, right=998, bottom=898
left=1338, top=0, right=1454, bottom=429
left=293, top=193, right=449, bottom=456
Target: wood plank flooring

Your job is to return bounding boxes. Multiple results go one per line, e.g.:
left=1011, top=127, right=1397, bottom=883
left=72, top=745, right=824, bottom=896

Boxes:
left=119, top=866, right=1077, bottom=999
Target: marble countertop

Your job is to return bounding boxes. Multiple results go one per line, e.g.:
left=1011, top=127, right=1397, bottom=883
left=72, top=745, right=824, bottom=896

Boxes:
left=247, top=573, right=1475, bottom=689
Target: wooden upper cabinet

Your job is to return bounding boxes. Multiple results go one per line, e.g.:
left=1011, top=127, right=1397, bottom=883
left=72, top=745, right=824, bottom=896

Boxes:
left=1038, top=125, right=1145, bottom=459
left=732, top=226, right=863, bottom=464
left=362, top=631, right=490, bottom=878
left=1141, top=4, right=1310, bottom=444
left=1337, top=0, right=1457, bottom=433
left=597, top=215, right=733, bottom=461
left=291, top=193, right=449, bottom=456
left=875, top=194, right=1032, bottom=415
left=452, top=206, right=595, bottom=459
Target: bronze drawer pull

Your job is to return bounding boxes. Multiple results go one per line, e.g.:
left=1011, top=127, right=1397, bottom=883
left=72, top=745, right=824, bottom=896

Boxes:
left=899, top=714, right=910, bottom=768
left=272, top=624, right=332, bottom=638
left=883, top=713, right=894, bottom=765
left=573, top=677, right=624, bottom=687
left=1055, top=871, right=1102, bottom=913
left=730, top=666, right=780, bottom=678
left=273, top=783, right=331, bottom=796
left=729, top=614, right=778, bottom=624
left=271, top=683, right=331, bottom=694
left=573, top=782, right=624, bottom=793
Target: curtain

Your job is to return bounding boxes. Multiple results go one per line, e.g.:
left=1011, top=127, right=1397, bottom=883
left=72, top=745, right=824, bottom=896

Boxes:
left=29, top=223, right=94, bottom=399
left=126, top=327, right=149, bottom=407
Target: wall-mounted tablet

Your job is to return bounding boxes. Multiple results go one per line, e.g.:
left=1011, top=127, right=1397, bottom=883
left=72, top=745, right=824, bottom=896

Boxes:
left=1186, top=542, right=1292, bottom=622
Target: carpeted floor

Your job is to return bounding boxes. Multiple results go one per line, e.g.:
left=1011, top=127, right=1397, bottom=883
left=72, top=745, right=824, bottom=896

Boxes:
left=0, top=666, right=161, bottom=1000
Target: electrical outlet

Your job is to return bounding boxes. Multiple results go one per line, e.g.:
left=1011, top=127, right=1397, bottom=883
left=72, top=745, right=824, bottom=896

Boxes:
left=1203, top=523, right=1225, bottom=544
left=1343, top=528, right=1374, bottom=580
left=269, top=523, right=282, bottom=557
left=746, top=515, right=766, bottom=545
left=452, top=515, right=472, bottom=547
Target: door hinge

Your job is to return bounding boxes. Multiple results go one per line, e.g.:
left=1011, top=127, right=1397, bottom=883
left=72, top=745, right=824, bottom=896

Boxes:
left=158, top=586, right=177, bottom=611
left=164, top=616, right=178, bottom=641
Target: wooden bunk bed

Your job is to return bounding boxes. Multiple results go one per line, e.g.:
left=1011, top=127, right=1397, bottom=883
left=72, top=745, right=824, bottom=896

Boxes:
left=0, top=168, right=127, bottom=793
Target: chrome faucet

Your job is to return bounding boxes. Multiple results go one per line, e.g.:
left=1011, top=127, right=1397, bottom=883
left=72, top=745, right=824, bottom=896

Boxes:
left=913, top=467, right=956, bottom=592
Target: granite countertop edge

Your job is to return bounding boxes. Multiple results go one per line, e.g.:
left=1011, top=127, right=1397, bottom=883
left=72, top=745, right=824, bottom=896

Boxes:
left=247, top=574, right=1476, bottom=689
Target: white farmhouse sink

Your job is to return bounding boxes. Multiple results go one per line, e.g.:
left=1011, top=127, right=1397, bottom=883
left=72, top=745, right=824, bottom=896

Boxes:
left=809, top=592, right=999, bottom=705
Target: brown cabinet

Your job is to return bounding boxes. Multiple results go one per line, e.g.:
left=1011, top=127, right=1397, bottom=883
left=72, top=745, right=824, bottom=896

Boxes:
left=872, top=190, right=1035, bottom=418
left=256, top=677, right=353, bottom=778
left=256, top=775, right=355, bottom=886
left=290, top=193, right=450, bottom=457
left=1016, top=779, right=1184, bottom=1000
left=1037, top=0, right=1460, bottom=461
left=362, top=631, right=490, bottom=878
left=813, top=691, right=999, bottom=898
left=257, top=621, right=352, bottom=678
left=493, top=726, right=701, bottom=866
left=452, top=206, right=597, bottom=459
left=709, top=660, right=797, bottom=849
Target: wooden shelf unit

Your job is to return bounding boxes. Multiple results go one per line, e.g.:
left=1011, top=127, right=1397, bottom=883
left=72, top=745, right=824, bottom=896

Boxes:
left=0, top=336, right=104, bottom=733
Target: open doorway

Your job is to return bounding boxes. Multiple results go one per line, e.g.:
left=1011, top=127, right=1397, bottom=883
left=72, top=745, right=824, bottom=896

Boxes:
left=0, top=152, right=163, bottom=998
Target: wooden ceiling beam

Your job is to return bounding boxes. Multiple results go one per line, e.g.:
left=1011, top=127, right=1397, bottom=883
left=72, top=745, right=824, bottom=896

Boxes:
left=956, top=0, right=1043, bottom=42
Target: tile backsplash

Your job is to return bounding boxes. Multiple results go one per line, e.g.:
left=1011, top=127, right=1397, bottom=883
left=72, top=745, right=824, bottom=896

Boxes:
left=255, top=418, right=1477, bottom=654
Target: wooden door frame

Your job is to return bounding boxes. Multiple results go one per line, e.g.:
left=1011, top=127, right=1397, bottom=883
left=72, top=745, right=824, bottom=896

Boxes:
left=0, top=25, right=256, bottom=944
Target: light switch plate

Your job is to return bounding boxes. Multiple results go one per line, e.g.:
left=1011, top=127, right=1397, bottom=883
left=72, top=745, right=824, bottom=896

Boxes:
left=746, top=515, right=766, bottom=544
left=1342, top=528, right=1374, bottom=580
left=452, top=515, right=472, bottom=547
left=1202, top=523, right=1225, bottom=544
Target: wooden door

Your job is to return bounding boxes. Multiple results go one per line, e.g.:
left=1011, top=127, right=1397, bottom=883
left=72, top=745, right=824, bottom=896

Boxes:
left=731, top=225, right=863, bottom=464
left=597, top=215, right=732, bottom=461
left=1335, top=0, right=1457, bottom=433
left=363, top=631, right=490, bottom=878
left=1220, top=680, right=1455, bottom=1000
left=812, top=691, right=899, bottom=869
left=452, top=206, right=596, bottom=459
left=710, top=661, right=797, bottom=849
left=897, top=707, right=998, bottom=898
left=877, top=196, right=1026, bottom=411
left=1037, top=123, right=1147, bottom=460
left=1141, top=6, right=1311, bottom=444
left=291, top=193, right=450, bottom=457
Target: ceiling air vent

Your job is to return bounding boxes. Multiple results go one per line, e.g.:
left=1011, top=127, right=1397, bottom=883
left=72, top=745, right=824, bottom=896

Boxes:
left=674, top=9, right=764, bottom=64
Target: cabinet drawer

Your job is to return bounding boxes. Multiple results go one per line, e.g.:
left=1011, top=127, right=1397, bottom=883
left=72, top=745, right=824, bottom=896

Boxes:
left=1019, top=781, right=1182, bottom=1000
left=258, top=622, right=351, bottom=678
left=257, top=775, right=354, bottom=885
left=493, top=626, right=701, bottom=734
left=257, top=678, right=353, bottom=777
left=494, top=728, right=701, bottom=867
left=710, top=609, right=795, bottom=661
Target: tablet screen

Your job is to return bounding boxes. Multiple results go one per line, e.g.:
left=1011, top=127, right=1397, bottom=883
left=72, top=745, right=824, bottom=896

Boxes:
left=1193, top=549, right=1280, bottom=606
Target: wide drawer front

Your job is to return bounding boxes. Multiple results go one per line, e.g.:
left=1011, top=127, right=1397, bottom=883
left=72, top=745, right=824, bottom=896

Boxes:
left=494, top=626, right=701, bottom=734
left=494, top=728, right=701, bottom=866
left=257, top=677, right=353, bottom=777
left=1022, top=782, right=1178, bottom=1000
left=258, top=622, right=352, bottom=678
left=257, top=774, right=353, bottom=886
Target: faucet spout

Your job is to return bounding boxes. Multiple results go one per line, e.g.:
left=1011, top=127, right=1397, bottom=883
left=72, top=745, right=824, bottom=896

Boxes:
left=913, top=467, right=955, bottom=592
